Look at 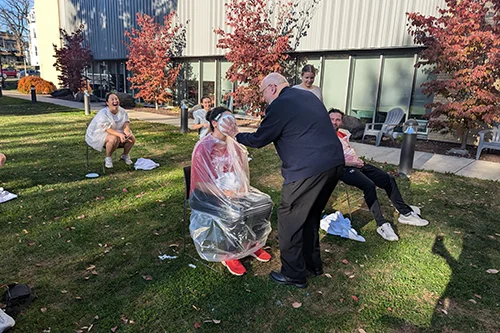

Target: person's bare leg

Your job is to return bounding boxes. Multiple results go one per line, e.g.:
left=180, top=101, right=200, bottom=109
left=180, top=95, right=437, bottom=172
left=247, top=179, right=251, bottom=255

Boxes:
left=122, top=135, right=135, bottom=155
left=105, top=135, right=120, bottom=157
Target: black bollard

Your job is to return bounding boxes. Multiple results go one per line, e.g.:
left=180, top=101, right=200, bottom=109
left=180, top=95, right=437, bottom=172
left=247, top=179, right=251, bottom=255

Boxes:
left=180, top=101, right=188, bottom=133
left=30, top=85, right=37, bottom=103
left=399, top=119, right=419, bottom=176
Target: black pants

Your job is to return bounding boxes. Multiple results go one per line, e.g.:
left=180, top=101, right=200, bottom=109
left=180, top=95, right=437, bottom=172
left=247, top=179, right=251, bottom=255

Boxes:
left=340, top=164, right=411, bottom=226
left=278, top=165, right=343, bottom=281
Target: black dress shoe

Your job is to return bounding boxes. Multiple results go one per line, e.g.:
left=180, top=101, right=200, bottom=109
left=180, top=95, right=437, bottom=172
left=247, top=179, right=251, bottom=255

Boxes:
left=269, top=271, right=308, bottom=288
left=307, top=267, right=324, bottom=276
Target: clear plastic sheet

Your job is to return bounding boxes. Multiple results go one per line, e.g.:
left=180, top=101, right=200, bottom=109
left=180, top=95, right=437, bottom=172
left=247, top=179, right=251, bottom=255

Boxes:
left=85, top=107, right=130, bottom=152
left=189, top=134, right=272, bottom=262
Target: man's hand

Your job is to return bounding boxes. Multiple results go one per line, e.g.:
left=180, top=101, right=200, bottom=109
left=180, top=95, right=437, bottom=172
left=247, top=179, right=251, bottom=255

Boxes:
left=219, top=116, right=239, bottom=138
left=118, top=133, right=127, bottom=143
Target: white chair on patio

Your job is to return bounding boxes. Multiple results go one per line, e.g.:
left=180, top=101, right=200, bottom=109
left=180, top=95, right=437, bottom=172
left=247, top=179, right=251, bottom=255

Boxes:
left=476, top=124, right=500, bottom=160
left=362, top=107, right=405, bottom=146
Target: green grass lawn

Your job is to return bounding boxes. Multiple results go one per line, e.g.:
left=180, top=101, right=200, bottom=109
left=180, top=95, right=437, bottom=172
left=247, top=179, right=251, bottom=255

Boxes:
left=0, top=96, right=499, bottom=333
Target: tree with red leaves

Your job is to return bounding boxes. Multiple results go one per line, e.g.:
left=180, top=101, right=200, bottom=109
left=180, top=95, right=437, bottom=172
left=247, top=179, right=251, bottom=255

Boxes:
left=53, top=25, right=93, bottom=93
left=215, top=0, right=320, bottom=115
left=407, top=0, right=500, bottom=150
left=125, top=13, right=186, bottom=110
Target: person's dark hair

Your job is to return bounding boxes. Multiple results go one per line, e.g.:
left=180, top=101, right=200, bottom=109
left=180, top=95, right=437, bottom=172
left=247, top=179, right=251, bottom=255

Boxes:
left=201, top=96, right=211, bottom=103
left=206, top=106, right=230, bottom=131
left=328, top=108, right=344, bottom=118
left=105, top=92, right=117, bottom=103
left=301, top=64, right=316, bottom=76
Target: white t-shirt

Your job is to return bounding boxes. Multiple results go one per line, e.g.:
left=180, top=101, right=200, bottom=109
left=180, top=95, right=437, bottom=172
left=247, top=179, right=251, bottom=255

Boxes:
left=293, top=84, right=323, bottom=102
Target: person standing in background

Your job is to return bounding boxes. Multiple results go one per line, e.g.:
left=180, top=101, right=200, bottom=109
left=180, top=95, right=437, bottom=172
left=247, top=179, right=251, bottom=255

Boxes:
left=293, top=64, right=323, bottom=102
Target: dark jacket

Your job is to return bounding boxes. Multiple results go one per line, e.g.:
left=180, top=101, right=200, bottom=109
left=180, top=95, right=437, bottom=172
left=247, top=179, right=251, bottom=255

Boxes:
left=236, top=87, right=344, bottom=184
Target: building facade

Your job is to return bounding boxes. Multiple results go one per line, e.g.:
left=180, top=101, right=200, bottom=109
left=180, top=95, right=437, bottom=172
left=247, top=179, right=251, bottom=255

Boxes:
left=34, top=0, right=447, bottom=123
left=27, top=8, right=40, bottom=68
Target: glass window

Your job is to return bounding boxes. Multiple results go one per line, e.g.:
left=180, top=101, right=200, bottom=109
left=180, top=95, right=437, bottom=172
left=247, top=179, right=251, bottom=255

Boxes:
left=376, top=56, right=415, bottom=122
left=184, top=61, right=199, bottom=107
left=202, top=60, right=215, bottom=103
left=322, top=56, right=349, bottom=111
left=219, top=61, right=233, bottom=107
left=348, top=57, right=381, bottom=121
left=410, top=64, right=435, bottom=119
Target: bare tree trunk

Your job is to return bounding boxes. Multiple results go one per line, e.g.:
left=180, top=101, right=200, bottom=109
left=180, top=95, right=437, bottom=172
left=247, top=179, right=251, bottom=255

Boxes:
left=155, top=101, right=159, bottom=110
left=460, top=128, right=469, bottom=150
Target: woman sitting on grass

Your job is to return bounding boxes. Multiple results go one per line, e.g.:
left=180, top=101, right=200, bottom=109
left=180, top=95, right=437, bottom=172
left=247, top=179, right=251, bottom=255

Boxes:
left=189, top=106, right=273, bottom=276
left=85, top=93, right=136, bottom=168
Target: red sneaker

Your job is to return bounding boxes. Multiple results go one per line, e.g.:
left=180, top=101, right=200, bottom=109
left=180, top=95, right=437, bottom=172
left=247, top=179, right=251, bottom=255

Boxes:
left=222, top=259, right=246, bottom=276
left=251, top=248, right=271, bottom=262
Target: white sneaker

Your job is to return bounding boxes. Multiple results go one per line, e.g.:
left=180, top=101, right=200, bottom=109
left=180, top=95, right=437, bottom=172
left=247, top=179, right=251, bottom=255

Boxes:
left=105, top=157, right=113, bottom=168
left=0, top=309, right=15, bottom=331
left=398, top=210, right=429, bottom=226
left=377, top=222, right=399, bottom=241
left=120, top=154, right=133, bottom=165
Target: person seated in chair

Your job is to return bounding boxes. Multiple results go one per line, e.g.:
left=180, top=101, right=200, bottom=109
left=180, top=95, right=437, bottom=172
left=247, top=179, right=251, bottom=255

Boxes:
left=328, top=108, right=429, bottom=241
left=189, top=106, right=272, bottom=276
left=85, top=93, right=136, bottom=168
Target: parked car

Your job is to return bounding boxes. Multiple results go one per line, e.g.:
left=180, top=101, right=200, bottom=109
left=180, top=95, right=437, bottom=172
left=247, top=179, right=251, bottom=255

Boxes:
left=1, top=68, right=17, bottom=79
left=17, top=69, right=40, bottom=79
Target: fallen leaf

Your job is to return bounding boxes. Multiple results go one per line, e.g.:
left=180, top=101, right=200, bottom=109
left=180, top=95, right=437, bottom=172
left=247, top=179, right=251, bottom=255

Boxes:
left=129, top=320, right=135, bottom=325
left=122, top=188, right=128, bottom=192
left=40, top=307, right=47, bottom=313
left=23, top=229, right=29, bottom=234
left=317, top=291, right=323, bottom=295
left=121, top=314, right=128, bottom=324
left=341, top=259, right=349, bottom=265
left=388, top=307, right=393, bottom=311
left=91, top=270, right=98, bottom=275
left=86, top=265, right=96, bottom=271
left=192, top=305, right=200, bottom=311
left=488, top=235, right=495, bottom=239
left=60, top=290, right=68, bottom=294
left=153, top=230, right=159, bottom=236
left=28, top=242, right=36, bottom=246
left=440, top=309, right=448, bottom=315
left=474, top=294, right=482, bottom=299
left=486, top=269, right=498, bottom=274
left=468, top=299, right=477, bottom=304
left=339, top=298, right=344, bottom=303
left=352, top=295, right=359, bottom=301
left=84, top=276, right=90, bottom=280
left=453, top=231, right=461, bottom=234
left=324, top=273, right=332, bottom=278
left=324, top=249, right=331, bottom=253
left=358, top=329, right=367, bottom=333
left=194, top=322, right=201, bottom=329
left=75, top=296, right=82, bottom=300
left=213, top=319, right=221, bottom=324
left=111, top=326, right=118, bottom=332
left=349, top=275, right=355, bottom=279
left=142, top=275, right=153, bottom=281
left=292, top=302, right=302, bottom=308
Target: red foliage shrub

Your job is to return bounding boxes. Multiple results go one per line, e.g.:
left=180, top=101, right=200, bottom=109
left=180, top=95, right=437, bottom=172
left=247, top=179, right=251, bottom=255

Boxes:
left=17, top=76, right=56, bottom=94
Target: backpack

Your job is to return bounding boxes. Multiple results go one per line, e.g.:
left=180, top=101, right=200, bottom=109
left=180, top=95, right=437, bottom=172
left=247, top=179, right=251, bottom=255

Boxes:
left=2, top=284, right=36, bottom=317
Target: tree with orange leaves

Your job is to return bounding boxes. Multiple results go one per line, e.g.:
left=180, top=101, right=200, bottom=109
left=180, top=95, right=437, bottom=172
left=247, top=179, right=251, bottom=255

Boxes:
left=215, top=0, right=320, bottom=115
left=407, top=0, right=500, bottom=150
left=125, top=13, right=186, bottom=110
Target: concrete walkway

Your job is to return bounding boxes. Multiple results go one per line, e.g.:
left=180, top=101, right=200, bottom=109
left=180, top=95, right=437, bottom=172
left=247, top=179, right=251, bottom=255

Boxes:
left=3, top=90, right=499, bottom=181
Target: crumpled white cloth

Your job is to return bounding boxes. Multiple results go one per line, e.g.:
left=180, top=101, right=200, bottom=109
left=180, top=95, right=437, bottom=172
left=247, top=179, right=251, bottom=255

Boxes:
left=0, top=188, right=18, bottom=204
left=320, top=211, right=365, bottom=242
left=134, top=158, right=160, bottom=170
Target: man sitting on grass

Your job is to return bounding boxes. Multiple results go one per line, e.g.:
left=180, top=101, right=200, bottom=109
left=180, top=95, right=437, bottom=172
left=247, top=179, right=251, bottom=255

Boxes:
left=328, top=108, right=429, bottom=241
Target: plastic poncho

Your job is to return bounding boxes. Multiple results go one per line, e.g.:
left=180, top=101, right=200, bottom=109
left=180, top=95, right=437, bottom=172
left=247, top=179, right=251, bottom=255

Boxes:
left=189, top=134, right=273, bottom=262
left=85, top=107, right=130, bottom=152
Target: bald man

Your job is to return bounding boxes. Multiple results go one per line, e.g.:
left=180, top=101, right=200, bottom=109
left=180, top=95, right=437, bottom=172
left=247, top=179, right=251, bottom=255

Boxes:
left=220, top=73, right=345, bottom=288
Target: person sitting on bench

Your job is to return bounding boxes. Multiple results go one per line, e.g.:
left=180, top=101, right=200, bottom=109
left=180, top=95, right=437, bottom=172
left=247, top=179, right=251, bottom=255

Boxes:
left=328, top=108, right=429, bottom=241
left=85, top=93, right=136, bottom=168
left=189, top=106, right=272, bottom=276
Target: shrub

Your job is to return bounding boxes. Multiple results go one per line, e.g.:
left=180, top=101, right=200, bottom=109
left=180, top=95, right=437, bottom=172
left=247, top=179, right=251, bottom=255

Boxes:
left=17, top=76, right=56, bottom=94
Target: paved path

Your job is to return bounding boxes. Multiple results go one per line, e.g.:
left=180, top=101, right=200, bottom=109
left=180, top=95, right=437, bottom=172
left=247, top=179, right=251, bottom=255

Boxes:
left=3, top=90, right=499, bottom=181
